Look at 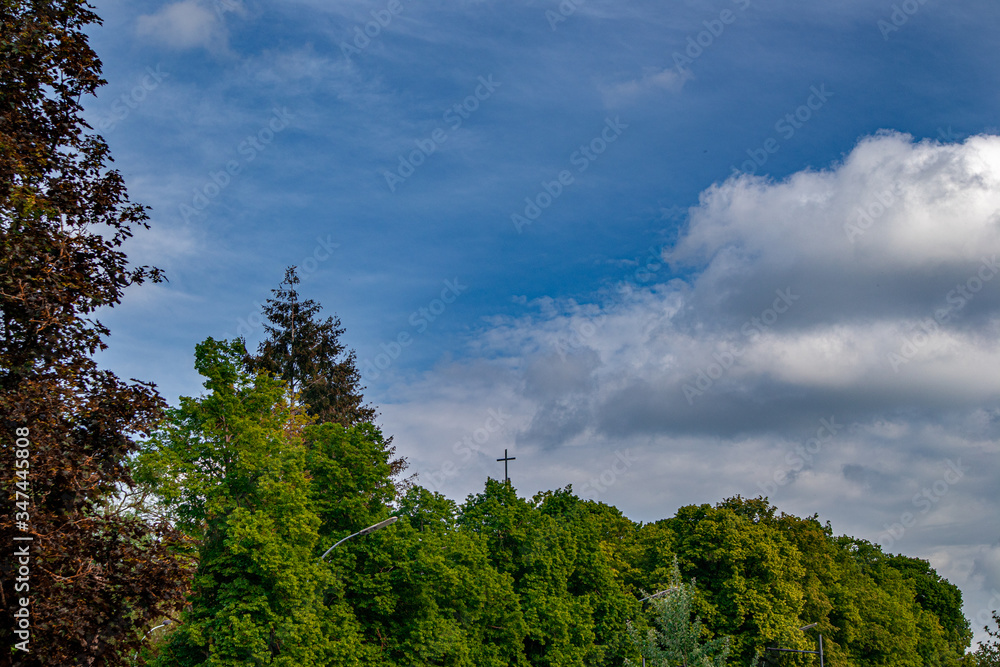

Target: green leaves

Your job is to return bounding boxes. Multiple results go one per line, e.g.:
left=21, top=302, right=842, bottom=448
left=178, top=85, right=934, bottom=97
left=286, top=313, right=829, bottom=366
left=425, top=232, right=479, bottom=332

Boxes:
left=627, top=558, right=731, bottom=667
left=140, top=338, right=332, bottom=666
left=134, top=354, right=976, bottom=667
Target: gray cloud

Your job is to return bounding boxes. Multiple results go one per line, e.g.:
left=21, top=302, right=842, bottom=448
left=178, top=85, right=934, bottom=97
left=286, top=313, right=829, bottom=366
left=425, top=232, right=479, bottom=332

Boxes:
left=380, top=132, right=1000, bottom=644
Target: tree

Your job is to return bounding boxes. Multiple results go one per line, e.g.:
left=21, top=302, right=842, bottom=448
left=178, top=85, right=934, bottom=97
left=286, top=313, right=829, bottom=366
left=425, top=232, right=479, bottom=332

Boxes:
left=627, top=558, right=731, bottom=667
left=136, top=339, right=334, bottom=666
left=883, top=554, right=972, bottom=654
left=305, top=421, right=397, bottom=542
left=459, top=480, right=605, bottom=667
left=975, top=611, right=1000, bottom=667
left=244, top=267, right=409, bottom=483
left=0, top=1, right=191, bottom=664
left=345, top=486, right=530, bottom=666
left=534, top=488, right=645, bottom=667
left=664, top=500, right=806, bottom=666
left=246, top=267, right=374, bottom=425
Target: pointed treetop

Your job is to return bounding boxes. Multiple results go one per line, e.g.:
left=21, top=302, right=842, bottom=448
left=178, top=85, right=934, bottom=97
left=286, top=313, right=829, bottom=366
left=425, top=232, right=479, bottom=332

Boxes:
left=244, top=266, right=410, bottom=483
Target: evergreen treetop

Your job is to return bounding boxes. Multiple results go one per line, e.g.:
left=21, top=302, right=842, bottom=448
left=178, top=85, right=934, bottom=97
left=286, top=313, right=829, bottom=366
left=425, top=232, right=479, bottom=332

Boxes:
left=244, top=267, right=409, bottom=483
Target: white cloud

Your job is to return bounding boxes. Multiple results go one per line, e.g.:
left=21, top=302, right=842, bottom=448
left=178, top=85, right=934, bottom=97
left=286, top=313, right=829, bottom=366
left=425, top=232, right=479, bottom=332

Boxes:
left=673, top=132, right=1000, bottom=273
left=136, top=1, right=227, bottom=52
left=375, top=132, right=1000, bottom=646
left=599, top=66, right=693, bottom=107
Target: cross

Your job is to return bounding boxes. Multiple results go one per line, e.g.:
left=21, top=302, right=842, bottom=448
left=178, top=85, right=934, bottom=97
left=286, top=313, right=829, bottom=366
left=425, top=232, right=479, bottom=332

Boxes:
left=496, top=448, right=516, bottom=484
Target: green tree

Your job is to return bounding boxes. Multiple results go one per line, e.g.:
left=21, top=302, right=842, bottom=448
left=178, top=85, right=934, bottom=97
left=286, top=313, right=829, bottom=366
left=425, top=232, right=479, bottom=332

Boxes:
left=245, top=267, right=409, bottom=485
left=975, top=611, right=1000, bottom=667
left=0, top=1, right=190, bottom=663
left=664, top=500, right=806, bottom=666
left=245, top=267, right=372, bottom=425
left=137, top=339, right=333, bottom=666
left=301, top=421, right=397, bottom=665
left=883, top=554, right=972, bottom=655
left=828, top=537, right=971, bottom=667
left=345, top=486, right=530, bottom=666
left=627, top=558, right=731, bottom=667
left=534, top=488, right=644, bottom=666
left=460, top=480, right=604, bottom=667
left=305, top=421, right=397, bottom=542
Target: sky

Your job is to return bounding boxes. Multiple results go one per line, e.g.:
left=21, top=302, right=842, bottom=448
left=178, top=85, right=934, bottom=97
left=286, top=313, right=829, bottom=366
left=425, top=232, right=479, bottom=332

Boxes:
left=83, top=0, right=1000, bottom=645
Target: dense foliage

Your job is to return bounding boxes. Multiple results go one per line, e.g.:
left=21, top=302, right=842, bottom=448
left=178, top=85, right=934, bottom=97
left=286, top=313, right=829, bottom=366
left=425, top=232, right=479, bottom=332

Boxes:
left=243, top=266, right=409, bottom=485
left=133, top=338, right=977, bottom=666
left=0, top=1, right=192, bottom=665
left=135, top=339, right=332, bottom=665
left=626, top=558, right=731, bottom=667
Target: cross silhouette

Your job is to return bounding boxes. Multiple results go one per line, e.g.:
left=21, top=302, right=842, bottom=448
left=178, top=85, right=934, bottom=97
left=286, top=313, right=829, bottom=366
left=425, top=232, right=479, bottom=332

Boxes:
left=496, top=448, right=516, bottom=484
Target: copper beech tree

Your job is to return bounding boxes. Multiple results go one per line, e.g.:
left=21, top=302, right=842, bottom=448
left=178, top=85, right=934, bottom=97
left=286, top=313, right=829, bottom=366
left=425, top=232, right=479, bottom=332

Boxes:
left=0, top=1, right=192, bottom=665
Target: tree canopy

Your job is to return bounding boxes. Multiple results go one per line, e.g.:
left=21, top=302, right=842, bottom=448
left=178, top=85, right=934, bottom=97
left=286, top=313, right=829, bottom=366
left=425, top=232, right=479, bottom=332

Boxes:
left=245, top=267, right=376, bottom=427
left=626, top=558, right=731, bottom=667
left=975, top=610, right=1000, bottom=667
left=134, top=354, right=977, bottom=667
left=243, top=267, right=409, bottom=485
left=1, top=1, right=191, bottom=664
left=137, top=339, right=333, bottom=666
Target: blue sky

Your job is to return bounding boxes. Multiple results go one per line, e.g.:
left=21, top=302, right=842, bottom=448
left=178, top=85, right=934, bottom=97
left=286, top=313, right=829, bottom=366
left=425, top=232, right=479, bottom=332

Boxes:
left=86, top=0, right=1000, bottom=643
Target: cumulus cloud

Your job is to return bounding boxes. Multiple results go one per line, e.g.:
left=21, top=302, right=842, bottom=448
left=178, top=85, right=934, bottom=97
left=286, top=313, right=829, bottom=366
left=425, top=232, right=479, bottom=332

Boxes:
left=388, top=131, right=1000, bottom=450
left=379, top=131, right=1000, bottom=642
left=672, top=132, right=1000, bottom=327
left=136, top=1, right=228, bottom=52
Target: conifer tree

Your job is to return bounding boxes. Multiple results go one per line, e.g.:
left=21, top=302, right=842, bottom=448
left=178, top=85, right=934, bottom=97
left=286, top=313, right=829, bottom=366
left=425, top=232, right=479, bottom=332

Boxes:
left=244, top=267, right=408, bottom=481
left=246, top=267, right=373, bottom=424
